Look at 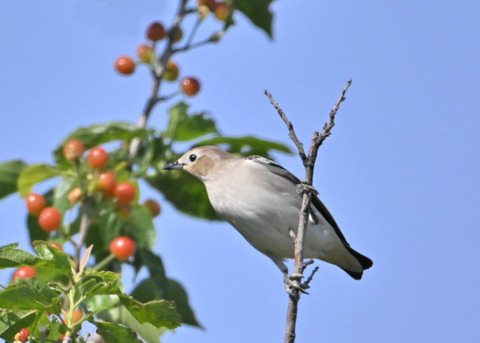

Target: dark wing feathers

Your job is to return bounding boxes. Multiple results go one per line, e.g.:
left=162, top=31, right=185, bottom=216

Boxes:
left=247, top=155, right=373, bottom=272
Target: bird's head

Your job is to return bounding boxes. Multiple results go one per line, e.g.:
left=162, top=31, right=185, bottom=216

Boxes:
left=163, top=146, right=234, bottom=181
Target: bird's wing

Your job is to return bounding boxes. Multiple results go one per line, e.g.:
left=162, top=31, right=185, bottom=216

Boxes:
left=245, top=155, right=349, bottom=244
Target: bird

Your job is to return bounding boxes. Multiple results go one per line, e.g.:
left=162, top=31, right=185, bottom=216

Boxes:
left=164, top=146, right=373, bottom=280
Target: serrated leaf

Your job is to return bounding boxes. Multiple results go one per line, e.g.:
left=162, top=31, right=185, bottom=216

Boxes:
left=0, top=310, right=37, bottom=341
left=80, top=271, right=121, bottom=297
left=33, top=241, right=72, bottom=276
left=94, top=320, right=143, bottom=343
left=233, top=0, right=275, bottom=38
left=0, top=244, right=40, bottom=269
left=145, top=170, right=220, bottom=220
left=0, top=278, right=62, bottom=311
left=131, top=277, right=201, bottom=328
left=53, top=121, right=150, bottom=165
left=96, top=306, right=169, bottom=343
left=119, top=295, right=181, bottom=329
left=17, top=163, right=62, bottom=197
left=0, top=160, right=27, bottom=200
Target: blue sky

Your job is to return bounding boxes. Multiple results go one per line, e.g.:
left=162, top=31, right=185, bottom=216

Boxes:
left=1, top=1, right=479, bottom=342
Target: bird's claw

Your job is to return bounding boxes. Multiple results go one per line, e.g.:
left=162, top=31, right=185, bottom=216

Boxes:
left=284, top=273, right=310, bottom=296
left=296, top=182, right=318, bottom=196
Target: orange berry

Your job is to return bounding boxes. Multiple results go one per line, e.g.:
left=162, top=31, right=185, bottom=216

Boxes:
left=180, top=77, right=201, bottom=96
left=198, top=0, right=216, bottom=11
left=87, top=147, right=109, bottom=170
left=26, top=192, right=46, bottom=216
left=110, top=236, right=136, bottom=260
left=12, top=266, right=36, bottom=282
left=215, top=2, right=231, bottom=21
left=164, top=60, right=179, bottom=81
left=38, top=207, right=62, bottom=232
left=97, top=171, right=116, bottom=193
left=49, top=242, right=64, bottom=252
left=114, top=56, right=136, bottom=75
left=114, top=182, right=136, bottom=205
left=147, top=22, right=166, bottom=41
left=64, top=309, right=83, bottom=325
left=143, top=199, right=161, bottom=217
left=68, top=187, right=83, bottom=205
left=63, top=139, right=85, bottom=162
left=136, top=44, right=155, bottom=63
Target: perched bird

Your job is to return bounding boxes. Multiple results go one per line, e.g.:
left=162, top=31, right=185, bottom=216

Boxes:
left=164, top=146, right=372, bottom=280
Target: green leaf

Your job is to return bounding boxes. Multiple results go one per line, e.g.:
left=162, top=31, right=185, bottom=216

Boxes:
left=0, top=243, right=40, bottom=269
left=119, top=295, right=181, bottom=329
left=164, top=102, right=218, bottom=142
left=0, top=310, right=37, bottom=341
left=53, top=121, right=150, bottom=165
left=0, top=160, right=27, bottom=200
left=94, top=320, right=142, bottom=343
left=80, top=271, right=121, bottom=297
left=133, top=249, right=167, bottom=290
left=33, top=241, right=73, bottom=278
left=96, top=306, right=169, bottom=343
left=126, top=206, right=157, bottom=250
left=233, top=0, right=275, bottom=38
left=145, top=170, right=220, bottom=220
left=197, top=135, right=293, bottom=159
left=17, top=163, right=62, bottom=197
left=0, top=278, right=62, bottom=311
left=131, top=277, right=201, bottom=327
left=27, top=214, right=50, bottom=246
left=53, top=176, right=77, bottom=213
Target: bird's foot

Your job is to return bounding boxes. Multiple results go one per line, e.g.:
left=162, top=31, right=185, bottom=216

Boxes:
left=296, top=182, right=318, bottom=196
left=284, top=273, right=310, bottom=296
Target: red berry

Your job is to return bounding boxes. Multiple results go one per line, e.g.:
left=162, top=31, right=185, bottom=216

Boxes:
left=136, top=44, right=155, bottom=63
left=143, top=199, right=161, bottom=217
left=146, top=22, right=166, bottom=41
left=114, top=56, right=136, bottom=75
left=63, top=309, right=83, bottom=325
left=163, top=60, right=179, bottom=81
left=180, top=77, right=201, bottom=96
left=12, top=266, right=36, bottom=282
left=63, top=139, right=85, bottom=162
left=49, top=242, right=64, bottom=252
left=97, top=171, right=116, bottom=193
left=110, top=236, right=136, bottom=260
left=26, top=192, right=46, bottom=216
left=15, top=328, right=30, bottom=343
left=114, top=182, right=136, bottom=205
left=38, top=207, right=62, bottom=232
left=87, top=147, right=109, bottom=169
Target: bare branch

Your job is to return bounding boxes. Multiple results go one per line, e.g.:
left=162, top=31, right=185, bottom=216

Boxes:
left=266, top=79, right=352, bottom=343
left=264, top=90, right=307, bottom=164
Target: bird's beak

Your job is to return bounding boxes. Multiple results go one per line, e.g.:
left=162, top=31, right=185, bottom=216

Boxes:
left=163, top=160, right=185, bottom=170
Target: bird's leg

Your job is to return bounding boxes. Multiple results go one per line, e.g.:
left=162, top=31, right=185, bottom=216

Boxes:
left=268, top=255, right=309, bottom=295
left=296, top=181, right=318, bottom=196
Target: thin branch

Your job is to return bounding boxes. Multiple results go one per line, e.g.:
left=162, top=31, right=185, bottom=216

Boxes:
left=264, top=90, right=307, bottom=164
left=266, top=79, right=352, bottom=343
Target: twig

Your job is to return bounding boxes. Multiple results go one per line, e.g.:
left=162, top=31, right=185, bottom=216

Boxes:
left=128, top=0, right=190, bottom=159
left=264, top=90, right=307, bottom=163
left=265, top=79, right=352, bottom=343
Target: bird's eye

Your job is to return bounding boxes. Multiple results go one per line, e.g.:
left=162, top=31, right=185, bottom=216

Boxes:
left=188, top=154, right=197, bottom=162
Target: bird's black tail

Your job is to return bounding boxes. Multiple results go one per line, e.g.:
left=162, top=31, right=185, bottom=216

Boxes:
left=342, top=246, right=373, bottom=280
